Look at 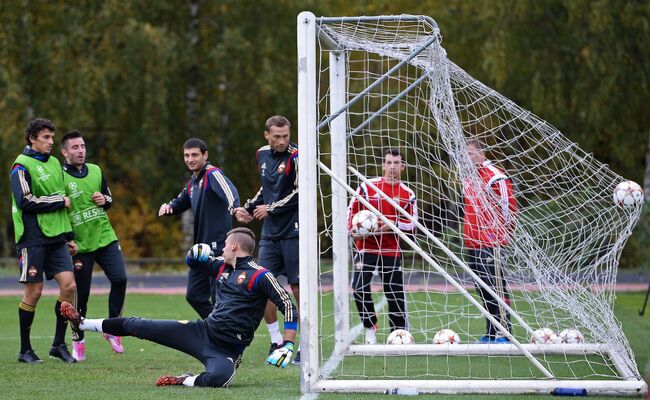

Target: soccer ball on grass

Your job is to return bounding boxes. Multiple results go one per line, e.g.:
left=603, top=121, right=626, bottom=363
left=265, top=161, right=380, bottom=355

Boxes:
left=530, top=328, right=560, bottom=344
left=559, top=328, right=584, bottom=344
left=386, top=329, right=414, bottom=345
left=433, top=329, right=460, bottom=344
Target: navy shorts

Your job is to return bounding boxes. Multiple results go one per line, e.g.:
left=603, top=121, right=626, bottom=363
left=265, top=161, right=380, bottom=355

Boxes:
left=258, top=238, right=299, bottom=285
left=18, top=243, right=73, bottom=283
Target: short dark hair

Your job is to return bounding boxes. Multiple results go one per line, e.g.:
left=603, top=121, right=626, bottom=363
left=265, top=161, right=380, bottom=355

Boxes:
left=183, top=138, right=208, bottom=154
left=24, top=118, right=56, bottom=145
left=383, top=147, right=401, bottom=158
left=227, top=227, right=256, bottom=254
left=61, top=130, right=84, bottom=149
left=265, top=115, right=291, bottom=132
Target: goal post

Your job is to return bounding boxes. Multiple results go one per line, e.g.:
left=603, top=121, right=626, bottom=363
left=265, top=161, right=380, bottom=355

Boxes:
left=297, top=11, right=647, bottom=396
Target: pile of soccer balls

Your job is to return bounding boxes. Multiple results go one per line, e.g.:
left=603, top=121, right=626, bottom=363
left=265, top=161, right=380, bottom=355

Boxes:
left=530, top=328, right=584, bottom=344
left=385, top=328, right=463, bottom=345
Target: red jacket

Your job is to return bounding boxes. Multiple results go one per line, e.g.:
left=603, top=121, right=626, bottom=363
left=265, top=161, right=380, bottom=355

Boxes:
left=463, top=161, right=517, bottom=249
left=348, top=177, right=417, bottom=257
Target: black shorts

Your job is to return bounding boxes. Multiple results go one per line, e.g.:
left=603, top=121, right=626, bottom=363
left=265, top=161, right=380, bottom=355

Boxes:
left=18, top=243, right=73, bottom=283
left=258, top=238, right=299, bottom=285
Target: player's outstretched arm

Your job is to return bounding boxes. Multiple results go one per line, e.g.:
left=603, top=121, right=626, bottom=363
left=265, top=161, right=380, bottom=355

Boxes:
left=185, top=244, right=225, bottom=276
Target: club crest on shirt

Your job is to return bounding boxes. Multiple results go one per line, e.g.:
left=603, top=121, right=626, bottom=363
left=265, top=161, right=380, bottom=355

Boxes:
left=237, top=271, right=247, bottom=285
left=277, top=161, right=286, bottom=174
left=28, top=266, right=38, bottom=277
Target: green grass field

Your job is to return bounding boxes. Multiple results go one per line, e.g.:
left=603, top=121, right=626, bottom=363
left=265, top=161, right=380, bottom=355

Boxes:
left=1, top=292, right=647, bottom=400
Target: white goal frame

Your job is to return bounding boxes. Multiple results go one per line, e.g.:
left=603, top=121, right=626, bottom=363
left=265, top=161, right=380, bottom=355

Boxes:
left=297, top=11, right=647, bottom=396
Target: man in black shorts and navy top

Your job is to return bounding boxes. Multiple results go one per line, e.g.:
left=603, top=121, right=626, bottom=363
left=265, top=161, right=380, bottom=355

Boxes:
left=159, top=138, right=240, bottom=319
left=10, top=118, right=78, bottom=363
left=60, top=227, right=298, bottom=388
left=235, top=115, right=300, bottom=364
left=61, top=130, right=128, bottom=360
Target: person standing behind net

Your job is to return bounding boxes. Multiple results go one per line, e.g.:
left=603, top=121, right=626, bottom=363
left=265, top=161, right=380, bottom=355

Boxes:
left=10, top=118, right=78, bottom=363
left=159, top=138, right=240, bottom=319
left=60, top=227, right=298, bottom=388
left=234, top=115, right=300, bottom=363
left=60, top=130, right=128, bottom=361
left=463, top=139, right=517, bottom=343
left=347, top=148, right=417, bottom=344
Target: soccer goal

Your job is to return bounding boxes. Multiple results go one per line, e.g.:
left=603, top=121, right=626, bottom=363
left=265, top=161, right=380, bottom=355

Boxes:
left=297, top=12, right=647, bottom=396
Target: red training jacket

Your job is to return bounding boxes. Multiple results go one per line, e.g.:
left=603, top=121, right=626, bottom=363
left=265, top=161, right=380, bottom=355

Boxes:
left=463, top=160, right=517, bottom=249
left=347, top=177, right=418, bottom=257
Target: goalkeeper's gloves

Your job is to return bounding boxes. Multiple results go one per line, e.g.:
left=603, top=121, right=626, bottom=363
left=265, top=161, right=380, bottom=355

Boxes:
left=186, top=243, right=212, bottom=265
left=265, top=341, right=294, bottom=368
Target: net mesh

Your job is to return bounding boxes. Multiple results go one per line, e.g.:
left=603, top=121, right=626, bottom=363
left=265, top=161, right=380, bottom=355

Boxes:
left=313, top=15, right=642, bottom=382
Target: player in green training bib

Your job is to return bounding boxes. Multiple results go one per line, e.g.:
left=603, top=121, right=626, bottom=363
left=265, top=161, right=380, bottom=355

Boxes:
left=10, top=118, right=78, bottom=364
left=61, top=130, right=128, bottom=361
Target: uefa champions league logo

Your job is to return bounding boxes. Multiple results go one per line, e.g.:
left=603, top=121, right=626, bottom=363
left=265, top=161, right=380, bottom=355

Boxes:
left=69, top=182, right=77, bottom=191
left=72, top=214, right=82, bottom=225
left=34, top=165, right=51, bottom=181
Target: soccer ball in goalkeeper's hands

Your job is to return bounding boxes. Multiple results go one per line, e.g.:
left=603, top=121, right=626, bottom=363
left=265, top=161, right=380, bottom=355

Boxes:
left=559, top=328, right=584, bottom=344
left=433, top=329, right=460, bottom=344
left=189, top=243, right=212, bottom=262
left=386, top=329, right=414, bottom=345
left=531, top=328, right=560, bottom=344
left=613, top=180, right=643, bottom=207
left=351, top=210, right=379, bottom=237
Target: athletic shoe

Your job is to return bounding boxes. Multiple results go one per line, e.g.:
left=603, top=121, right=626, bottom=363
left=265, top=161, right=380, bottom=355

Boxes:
left=365, top=326, right=377, bottom=345
left=18, top=349, right=43, bottom=364
left=268, top=342, right=280, bottom=355
left=156, top=373, right=193, bottom=386
left=49, top=343, right=76, bottom=363
left=494, top=336, right=512, bottom=344
left=72, top=340, right=85, bottom=361
left=291, top=350, right=301, bottom=365
left=103, top=334, right=124, bottom=353
left=60, top=301, right=82, bottom=333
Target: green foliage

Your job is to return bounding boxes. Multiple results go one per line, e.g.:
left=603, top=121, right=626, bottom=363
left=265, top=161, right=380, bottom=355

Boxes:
left=0, top=1, right=647, bottom=263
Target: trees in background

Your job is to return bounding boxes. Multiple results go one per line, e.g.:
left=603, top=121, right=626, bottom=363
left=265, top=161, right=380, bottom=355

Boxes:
left=0, top=0, right=648, bottom=267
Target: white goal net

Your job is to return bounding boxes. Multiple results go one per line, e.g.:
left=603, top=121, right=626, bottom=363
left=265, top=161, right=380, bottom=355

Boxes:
left=297, top=12, right=646, bottom=396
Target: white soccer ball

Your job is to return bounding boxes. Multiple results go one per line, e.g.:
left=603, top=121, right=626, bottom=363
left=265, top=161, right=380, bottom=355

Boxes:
left=351, top=210, right=379, bottom=237
left=433, top=329, right=460, bottom=344
left=190, top=243, right=212, bottom=261
left=613, top=180, right=644, bottom=207
left=531, top=328, right=560, bottom=344
left=559, top=328, right=584, bottom=344
left=386, top=329, right=414, bottom=345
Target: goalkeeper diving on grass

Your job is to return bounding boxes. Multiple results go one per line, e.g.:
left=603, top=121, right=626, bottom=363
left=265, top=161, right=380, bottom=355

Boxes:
left=59, top=227, right=298, bottom=388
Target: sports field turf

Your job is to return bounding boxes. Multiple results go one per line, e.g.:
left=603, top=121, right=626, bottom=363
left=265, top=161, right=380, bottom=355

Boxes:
left=1, top=292, right=647, bottom=399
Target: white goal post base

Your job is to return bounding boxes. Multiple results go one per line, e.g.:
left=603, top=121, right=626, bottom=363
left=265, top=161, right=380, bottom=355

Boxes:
left=311, top=379, right=647, bottom=396
left=347, top=343, right=608, bottom=356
